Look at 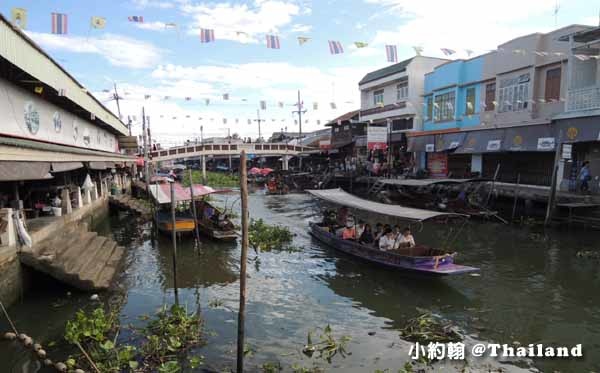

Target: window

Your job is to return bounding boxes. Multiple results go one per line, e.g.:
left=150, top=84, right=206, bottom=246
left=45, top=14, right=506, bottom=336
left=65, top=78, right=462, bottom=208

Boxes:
left=465, top=87, right=476, bottom=116
left=498, top=73, right=530, bottom=112
left=545, top=68, right=561, bottom=102
left=485, top=82, right=496, bottom=111
left=396, top=81, right=408, bottom=101
left=426, top=96, right=433, bottom=121
left=391, top=118, right=413, bottom=131
left=373, top=89, right=384, bottom=106
left=434, top=91, right=456, bottom=122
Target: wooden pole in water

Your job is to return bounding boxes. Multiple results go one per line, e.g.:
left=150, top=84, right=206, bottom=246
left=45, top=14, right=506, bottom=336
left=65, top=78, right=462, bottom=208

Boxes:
left=188, top=168, right=201, bottom=250
left=170, top=181, right=179, bottom=304
left=237, top=150, right=249, bottom=373
left=545, top=131, right=562, bottom=227
left=485, top=163, right=501, bottom=207
left=511, top=173, right=521, bottom=222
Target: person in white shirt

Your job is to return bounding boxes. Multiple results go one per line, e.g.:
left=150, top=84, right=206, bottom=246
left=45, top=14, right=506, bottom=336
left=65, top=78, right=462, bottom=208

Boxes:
left=395, top=227, right=416, bottom=249
left=378, top=228, right=395, bottom=251
left=356, top=220, right=365, bottom=238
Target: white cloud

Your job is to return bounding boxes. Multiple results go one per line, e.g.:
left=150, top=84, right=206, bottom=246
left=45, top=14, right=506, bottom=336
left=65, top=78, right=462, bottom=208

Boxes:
left=27, top=32, right=165, bottom=69
left=131, top=0, right=177, bottom=9
left=290, top=24, right=312, bottom=33
left=364, top=0, right=564, bottom=58
left=134, top=21, right=179, bottom=31
left=181, top=0, right=302, bottom=43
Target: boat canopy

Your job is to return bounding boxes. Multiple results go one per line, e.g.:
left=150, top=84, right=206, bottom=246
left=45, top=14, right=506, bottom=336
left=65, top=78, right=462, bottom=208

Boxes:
left=307, top=188, right=466, bottom=222
left=149, top=182, right=218, bottom=204
left=377, top=178, right=489, bottom=187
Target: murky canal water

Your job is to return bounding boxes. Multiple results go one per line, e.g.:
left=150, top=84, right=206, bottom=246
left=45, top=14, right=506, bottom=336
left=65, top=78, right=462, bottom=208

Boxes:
left=1, top=192, right=600, bottom=372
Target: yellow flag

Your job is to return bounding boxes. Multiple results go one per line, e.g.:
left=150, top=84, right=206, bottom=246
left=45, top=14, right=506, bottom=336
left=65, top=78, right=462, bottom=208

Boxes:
left=34, top=86, right=44, bottom=94
left=298, top=36, right=311, bottom=46
left=354, top=41, right=368, bottom=48
left=11, top=8, right=27, bottom=29
left=91, top=16, right=106, bottom=29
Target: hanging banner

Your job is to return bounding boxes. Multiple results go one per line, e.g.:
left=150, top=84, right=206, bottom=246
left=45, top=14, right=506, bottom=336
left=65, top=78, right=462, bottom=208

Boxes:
left=427, top=152, right=448, bottom=178
left=367, top=125, right=388, bottom=150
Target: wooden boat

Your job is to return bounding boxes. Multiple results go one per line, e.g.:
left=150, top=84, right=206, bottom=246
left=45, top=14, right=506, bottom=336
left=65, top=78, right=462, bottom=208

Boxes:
left=307, top=188, right=479, bottom=277
left=149, top=181, right=219, bottom=239
left=155, top=211, right=196, bottom=234
left=194, top=200, right=238, bottom=241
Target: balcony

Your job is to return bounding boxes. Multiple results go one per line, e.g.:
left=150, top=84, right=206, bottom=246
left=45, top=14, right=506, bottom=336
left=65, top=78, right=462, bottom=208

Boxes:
left=567, top=85, right=600, bottom=112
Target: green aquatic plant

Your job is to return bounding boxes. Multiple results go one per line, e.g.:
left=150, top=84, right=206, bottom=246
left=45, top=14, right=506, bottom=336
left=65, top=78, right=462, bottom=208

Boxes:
left=301, top=325, right=351, bottom=364
left=399, top=310, right=462, bottom=345
left=63, top=305, right=203, bottom=372
left=249, top=218, right=297, bottom=254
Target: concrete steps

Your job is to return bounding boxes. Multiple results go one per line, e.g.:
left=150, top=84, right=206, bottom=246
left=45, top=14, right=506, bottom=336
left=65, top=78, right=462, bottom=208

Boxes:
left=20, top=222, right=125, bottom=291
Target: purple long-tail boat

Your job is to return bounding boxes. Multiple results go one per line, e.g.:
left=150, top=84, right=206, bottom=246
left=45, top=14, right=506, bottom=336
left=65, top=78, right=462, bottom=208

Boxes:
left=307, top=189, right=479, bottom=277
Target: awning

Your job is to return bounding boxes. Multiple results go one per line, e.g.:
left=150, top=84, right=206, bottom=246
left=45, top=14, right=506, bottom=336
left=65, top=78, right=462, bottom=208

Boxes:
left=51, top=162, right=84, bottom=173
left=149, top=182, right=219, bottom=204
left=435, top=132, right=466, bottom=151
left=390, top=132, right=406, bottom=143
left=555, top=116, right=600, bottom=143
left=454, top=129, right=505, bottom=154
left=88, top=161, right=110, bottom=170
left=502, top=125, right=555, bottom=152
left=307, top=188, right=465, bottom=222
left=407, top=135, right=435, bottom=152
left=377, top=178, right=489, bottom=187
left=0, top=161, right=52, bottom=181
left=330, top=140, right=354, bottom=149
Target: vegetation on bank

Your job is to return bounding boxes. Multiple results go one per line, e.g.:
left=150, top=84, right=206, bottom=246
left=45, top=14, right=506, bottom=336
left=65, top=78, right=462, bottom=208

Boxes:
left=182, top=170, right=239, bottom=188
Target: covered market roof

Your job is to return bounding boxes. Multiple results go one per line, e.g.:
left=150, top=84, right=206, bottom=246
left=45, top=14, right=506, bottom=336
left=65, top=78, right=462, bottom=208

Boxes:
left=0, top=13, right=128, bottom=136
left=149, top=182, right=221, bottom=204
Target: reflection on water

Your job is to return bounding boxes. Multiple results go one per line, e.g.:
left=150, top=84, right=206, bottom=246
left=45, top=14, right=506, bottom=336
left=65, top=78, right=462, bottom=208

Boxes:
left=1, top=192, right=600, bottom=372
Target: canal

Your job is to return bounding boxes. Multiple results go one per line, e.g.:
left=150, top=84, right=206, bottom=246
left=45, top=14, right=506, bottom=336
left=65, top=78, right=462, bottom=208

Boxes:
left=1, top=191, right=599, bottom=372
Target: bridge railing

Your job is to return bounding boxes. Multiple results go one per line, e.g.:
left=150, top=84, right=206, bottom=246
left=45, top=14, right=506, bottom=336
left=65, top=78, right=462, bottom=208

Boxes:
left=150, top=143, right=316, bottom=159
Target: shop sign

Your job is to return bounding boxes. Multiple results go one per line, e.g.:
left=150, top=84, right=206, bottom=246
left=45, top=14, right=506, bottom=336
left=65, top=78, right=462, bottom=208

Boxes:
left=537, top=137, right=555, bottom=151
left=367, top=126, right=388, bottom=150
left=487, top=140, right=501, bottom=151
left=562, top=143, right=572, bottom=159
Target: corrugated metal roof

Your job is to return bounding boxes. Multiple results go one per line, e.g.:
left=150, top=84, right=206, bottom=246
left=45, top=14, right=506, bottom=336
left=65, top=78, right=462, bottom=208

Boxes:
left=358, top=58, right=414, bottom=85
left=325, top=110, right=361, bottom=126
left=0, top=14, right=128, bottom=136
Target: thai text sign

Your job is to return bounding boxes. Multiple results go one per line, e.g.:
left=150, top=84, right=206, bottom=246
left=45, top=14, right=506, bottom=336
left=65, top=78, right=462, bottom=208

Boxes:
left=367, top=125, right=388, bottom=150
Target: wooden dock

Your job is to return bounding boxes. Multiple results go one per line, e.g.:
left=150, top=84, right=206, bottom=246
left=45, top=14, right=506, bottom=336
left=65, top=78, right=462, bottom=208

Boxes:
left=20, top=221, right=125, bottom=291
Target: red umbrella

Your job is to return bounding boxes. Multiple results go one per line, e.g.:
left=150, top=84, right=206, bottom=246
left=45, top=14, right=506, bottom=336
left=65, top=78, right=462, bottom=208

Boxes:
left=260, top=168, right=274, bottom=176
left=249, top=167, right=262, bottom=175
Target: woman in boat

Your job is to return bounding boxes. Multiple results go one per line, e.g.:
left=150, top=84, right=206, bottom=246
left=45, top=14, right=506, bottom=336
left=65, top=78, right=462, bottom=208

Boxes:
left=341, top=222, right=356, bottom=240
left=358, top=223, right=374, bottom=245
left=395, top=227, right=416, bottom=248
left=378, top=228, right=395, bottom=251
left=373, top=223, right=384, bottom=247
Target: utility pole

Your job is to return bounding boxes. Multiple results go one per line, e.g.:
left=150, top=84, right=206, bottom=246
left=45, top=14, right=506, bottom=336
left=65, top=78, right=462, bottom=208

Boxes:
left=142, top=107, right=150, bottom=194
left=127, top=116, right=132, bottom=136
left=113, top=83, right=122, bottom=119
left=253, top=110, right=264, bottom=142
left=292, top=90, right=307, bottom=170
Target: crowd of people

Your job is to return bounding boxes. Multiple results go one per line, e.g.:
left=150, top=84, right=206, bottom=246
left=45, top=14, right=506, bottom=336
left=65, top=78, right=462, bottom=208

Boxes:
left=321, top=207, right=416, bottom=252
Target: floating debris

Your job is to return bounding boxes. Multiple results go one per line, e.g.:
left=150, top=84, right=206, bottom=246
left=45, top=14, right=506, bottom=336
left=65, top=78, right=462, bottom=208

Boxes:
left=399, top=310, right=462, bottom=344
left=576, top=250, right=600, bottom=259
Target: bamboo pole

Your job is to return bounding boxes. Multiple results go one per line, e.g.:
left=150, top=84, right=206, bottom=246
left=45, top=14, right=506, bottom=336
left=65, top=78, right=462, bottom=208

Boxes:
left=188, top=168, right=201, bottom=250
left=511, top=174, right=521, bottom=222
left=170, top=182, right=179, bottom=304
left=237, top=151, right=249, bottom=373
left=545, top=130, right=563, bottom=227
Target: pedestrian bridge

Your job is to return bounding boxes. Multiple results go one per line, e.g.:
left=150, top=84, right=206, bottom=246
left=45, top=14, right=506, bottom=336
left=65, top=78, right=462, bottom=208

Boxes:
left=150, top=142, right=317, bottom=162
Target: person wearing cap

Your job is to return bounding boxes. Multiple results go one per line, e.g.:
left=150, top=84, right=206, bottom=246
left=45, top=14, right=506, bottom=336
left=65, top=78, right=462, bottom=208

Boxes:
left=342, top=221, right=356, bottom=240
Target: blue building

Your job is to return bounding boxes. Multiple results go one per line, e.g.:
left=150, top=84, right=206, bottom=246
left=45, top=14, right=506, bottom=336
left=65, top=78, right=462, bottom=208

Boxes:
left=422, top=56, right=484, bottom=132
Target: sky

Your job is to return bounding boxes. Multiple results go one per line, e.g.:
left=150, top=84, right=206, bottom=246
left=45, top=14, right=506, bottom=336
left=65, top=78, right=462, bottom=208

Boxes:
left=1, top=0, right=597, bottom=147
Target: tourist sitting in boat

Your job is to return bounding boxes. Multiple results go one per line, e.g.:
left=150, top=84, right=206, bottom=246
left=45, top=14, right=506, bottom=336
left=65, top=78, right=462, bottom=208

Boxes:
left=394, top=227, right=416, bottom=249
left=356, top=220, right=366, bottom=237
left=392, top=225, right=402, bottom=240
left=378, top=228, right=395, bottom=251
left=336, top=207, right=349, bottom=227
left=373, top=223, right=384, bottom=247
left=358, top=224, right=374, bottom=245
left=218, top=214, right=234, bottom=230
left=341, top=222, right=356, bottom=240
left=320, top=210, right=337, bottom=232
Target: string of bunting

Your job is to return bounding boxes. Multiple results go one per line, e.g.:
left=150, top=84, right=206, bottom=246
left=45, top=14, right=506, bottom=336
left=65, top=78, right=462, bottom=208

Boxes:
left=9, top=7, right=599, bottom=63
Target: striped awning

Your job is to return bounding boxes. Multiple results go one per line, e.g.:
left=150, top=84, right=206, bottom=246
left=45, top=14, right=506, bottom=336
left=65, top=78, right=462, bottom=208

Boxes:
left=149, top=182, right=219, bottom=204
